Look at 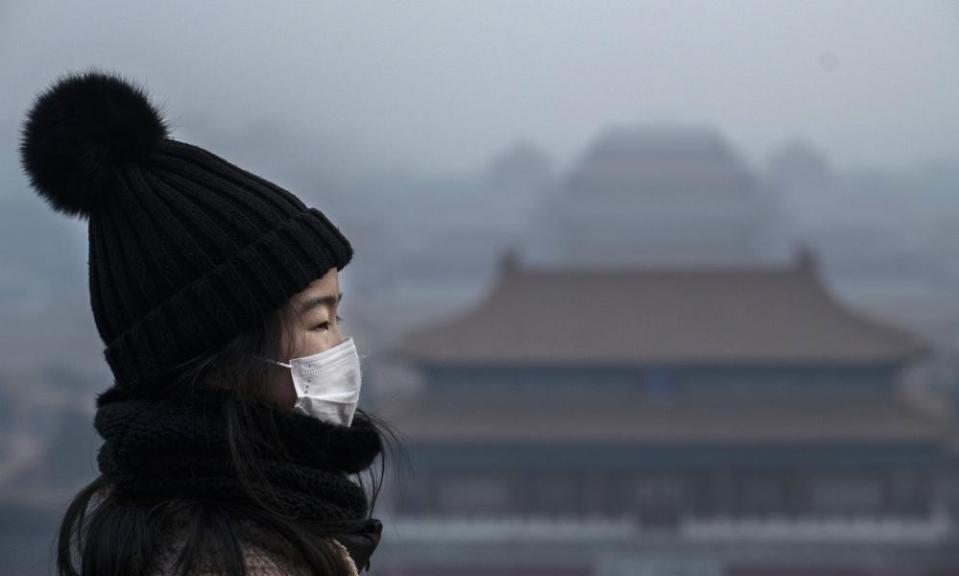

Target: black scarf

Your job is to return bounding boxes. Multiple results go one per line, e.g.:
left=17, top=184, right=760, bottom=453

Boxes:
left=93, top=384, right=383, bottom=570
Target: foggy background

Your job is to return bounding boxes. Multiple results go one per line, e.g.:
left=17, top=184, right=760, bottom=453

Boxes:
left=3, top=2, right=959, bottom=575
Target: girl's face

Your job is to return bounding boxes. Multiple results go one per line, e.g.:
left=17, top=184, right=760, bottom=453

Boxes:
left=264, top=267, right=345, bottom=410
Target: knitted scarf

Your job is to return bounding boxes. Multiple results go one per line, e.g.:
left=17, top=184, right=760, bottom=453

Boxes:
left=93, top=384, right=383, bottom=523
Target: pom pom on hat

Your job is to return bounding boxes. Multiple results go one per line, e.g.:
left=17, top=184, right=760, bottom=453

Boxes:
left=19, top=70, right=168, bottom=218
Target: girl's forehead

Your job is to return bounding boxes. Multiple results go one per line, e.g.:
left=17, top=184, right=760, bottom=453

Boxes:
left=292, top=270, right=341, bottom=310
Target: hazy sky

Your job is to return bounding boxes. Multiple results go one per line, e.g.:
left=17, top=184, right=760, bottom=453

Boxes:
left=2, top=1, right=958, bottom=177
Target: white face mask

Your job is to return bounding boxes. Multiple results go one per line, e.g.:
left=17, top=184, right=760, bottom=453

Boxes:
left=266, top=337, right=362, bottom=426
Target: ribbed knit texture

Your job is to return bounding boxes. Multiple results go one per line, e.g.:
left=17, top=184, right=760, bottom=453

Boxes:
left=89, top=139, right=352, bottom=386
left=94, top=386, right=380, bottom=521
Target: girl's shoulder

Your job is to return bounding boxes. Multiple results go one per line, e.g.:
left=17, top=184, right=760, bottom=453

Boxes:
left=146, top=512, right=359, bottom=576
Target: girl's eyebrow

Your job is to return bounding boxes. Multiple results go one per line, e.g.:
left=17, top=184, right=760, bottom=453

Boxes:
left=297, top=293, right=343, bottom=315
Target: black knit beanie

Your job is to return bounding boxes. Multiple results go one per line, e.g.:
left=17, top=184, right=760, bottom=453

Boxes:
left=19, top=71, right=353, bottom=388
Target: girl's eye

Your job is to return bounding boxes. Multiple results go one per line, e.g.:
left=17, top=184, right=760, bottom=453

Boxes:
left=313, top=316, right=343, bottom=332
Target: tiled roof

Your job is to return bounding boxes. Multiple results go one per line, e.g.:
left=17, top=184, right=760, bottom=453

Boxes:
left=394, top=260, right=927, bottom=366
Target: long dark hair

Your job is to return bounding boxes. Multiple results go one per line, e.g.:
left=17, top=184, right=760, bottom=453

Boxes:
left=56, top=301, right=404, bottom=576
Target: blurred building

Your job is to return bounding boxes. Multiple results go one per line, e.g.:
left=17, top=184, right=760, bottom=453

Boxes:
left=524, top=126, right=792, bottom=269
left=379, top=252, right=959, bottom=576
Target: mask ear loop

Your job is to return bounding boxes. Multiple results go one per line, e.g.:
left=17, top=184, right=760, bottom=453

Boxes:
left=252, top=343, right=371, bottom=369
left=253, top=355, right=292, bottom=369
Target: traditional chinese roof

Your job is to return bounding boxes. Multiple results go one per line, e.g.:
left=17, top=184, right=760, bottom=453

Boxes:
left=394, top=256, right=927, bottom=367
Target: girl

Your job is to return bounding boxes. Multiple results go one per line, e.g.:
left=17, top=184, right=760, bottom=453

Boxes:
left=20, top=71, right=393, bottom=575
